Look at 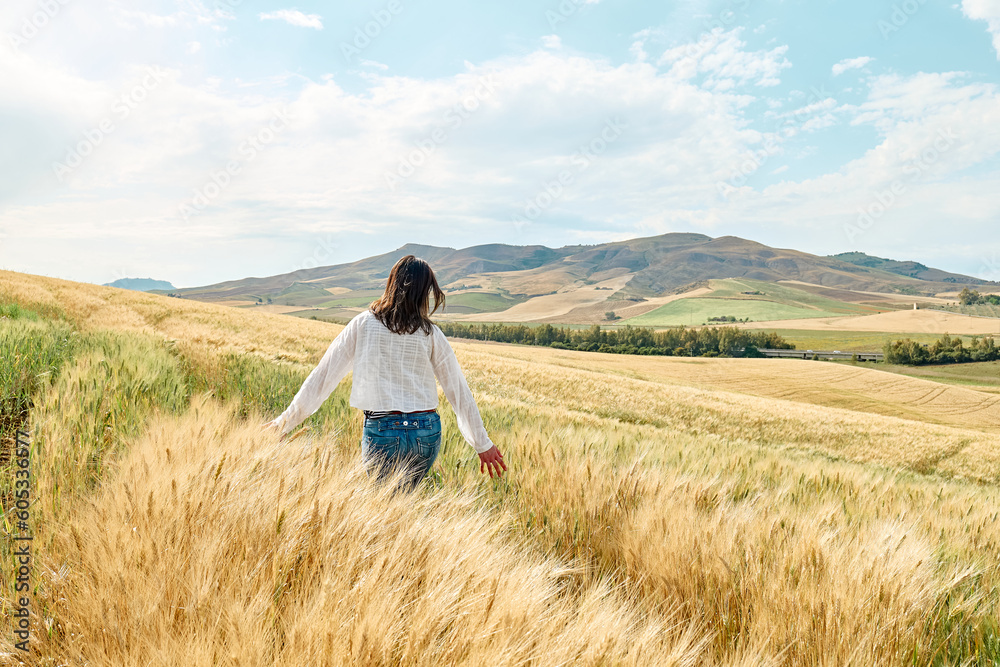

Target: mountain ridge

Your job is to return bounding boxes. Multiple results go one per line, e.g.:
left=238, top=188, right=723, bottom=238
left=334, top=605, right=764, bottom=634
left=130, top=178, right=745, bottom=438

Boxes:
left=828, top=252, right=983, bottom=284
left=160, top=233, right=995, bottom=306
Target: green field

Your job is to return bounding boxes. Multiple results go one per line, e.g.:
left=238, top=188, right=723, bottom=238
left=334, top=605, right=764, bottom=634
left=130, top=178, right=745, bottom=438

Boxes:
left=625, top=298, right=841, bottom=326
left=236, top=285, right=385, bottom=309
left=439, top=291, right=528, bottom=314
left=240, top=295, right=375, bottom=309
left=284, top=291, right=531, bottom=322
left=288, top=310, right=352, bottom=324
left=271, top=282, right=342, bottom=307
left=705, top=279, right=878, bottom=314
left=624, top=279, right=886, bottom=327
left=430, top=320, right=604, bottom=331
left=317, top=295, right=382, bottom=308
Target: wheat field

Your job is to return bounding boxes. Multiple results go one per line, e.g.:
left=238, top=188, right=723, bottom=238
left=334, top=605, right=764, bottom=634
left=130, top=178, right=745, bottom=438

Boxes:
left=475, top=346, right=1000, bottom=433
left=741, top=309, right=1000, bottom=336
left=2, top=269, right=1000, bottom=666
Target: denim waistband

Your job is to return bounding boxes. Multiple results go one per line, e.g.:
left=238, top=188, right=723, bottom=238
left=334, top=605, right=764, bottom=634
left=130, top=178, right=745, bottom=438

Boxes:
left=363, top=410, right=439, bottom=431
left=363, top=408, right=437, bottom=420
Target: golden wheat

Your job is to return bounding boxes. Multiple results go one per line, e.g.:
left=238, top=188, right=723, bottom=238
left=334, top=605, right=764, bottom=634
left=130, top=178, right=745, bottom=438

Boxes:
left=466, top=344, right=1000, bottom=432
left=24, top=397, right=713, bottom=666
left=3, top=270, right=1000, bottom=666
left=740, top=308, right=1000, bottom=335
left=0, top=269, right=338, bottom=363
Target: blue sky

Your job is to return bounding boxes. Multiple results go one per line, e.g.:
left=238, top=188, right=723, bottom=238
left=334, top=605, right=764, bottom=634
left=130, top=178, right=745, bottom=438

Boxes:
left=2, top=0, right=1000, bottom=288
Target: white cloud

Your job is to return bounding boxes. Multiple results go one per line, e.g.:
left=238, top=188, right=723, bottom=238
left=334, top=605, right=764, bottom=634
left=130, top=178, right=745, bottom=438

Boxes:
left=117, top=10, right=180, bottom=28
left=658, top=27, right=791, bottom=89
left=0, top=33, right=785, bottom=284
left=108, top=4, right=229, bottom=32
left=718, top=71, right=1000, bottom=257
left=962, top=0, right=1000, bottom=58
left=542, top=35, right=562, bottom=49
left=3, top=14, right=999, bottom=286
left=764, top=96, right=840, bottom=137
left=259, top=10, right=323, bottom=30
left=832, top=56, right=872, bottom=76
left=629, top=40, right=648, bottom=62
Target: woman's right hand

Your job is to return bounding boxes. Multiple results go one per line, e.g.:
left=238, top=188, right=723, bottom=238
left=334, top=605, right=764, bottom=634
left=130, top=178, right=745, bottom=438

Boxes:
left=478, top=445, right=507, bottom=478
left=262, top=419, right=287, bottom=442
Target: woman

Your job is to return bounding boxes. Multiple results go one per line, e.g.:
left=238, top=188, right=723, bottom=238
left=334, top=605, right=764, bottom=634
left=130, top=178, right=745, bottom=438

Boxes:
left=264, top=255, right=506, bottom=491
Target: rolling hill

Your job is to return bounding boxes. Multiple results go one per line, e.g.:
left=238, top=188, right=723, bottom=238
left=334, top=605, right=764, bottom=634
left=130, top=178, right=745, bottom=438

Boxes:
left=829, top=251, right=986, bottom=284
left=159, top=233, right=998, bottom=324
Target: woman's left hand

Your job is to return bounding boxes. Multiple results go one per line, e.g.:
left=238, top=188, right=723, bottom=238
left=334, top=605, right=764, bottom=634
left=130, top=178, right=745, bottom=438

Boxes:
left=478, top=445, right=508, bottom=478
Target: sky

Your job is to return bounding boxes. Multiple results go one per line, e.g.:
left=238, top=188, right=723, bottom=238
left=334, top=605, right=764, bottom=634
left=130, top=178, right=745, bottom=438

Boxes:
left=1, top=0, right=1000, bottom=289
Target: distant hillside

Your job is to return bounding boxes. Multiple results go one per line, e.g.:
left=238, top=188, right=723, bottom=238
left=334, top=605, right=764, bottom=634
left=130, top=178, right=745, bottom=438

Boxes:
left=167, top=244, right=456, bottom=302
left=595, top=235, right=922, bottom=297
left=829, top=252, right=989, bottom=285
left=104, top=278, right=175, bottom=292
left=169, top=234, right=998, bottom=322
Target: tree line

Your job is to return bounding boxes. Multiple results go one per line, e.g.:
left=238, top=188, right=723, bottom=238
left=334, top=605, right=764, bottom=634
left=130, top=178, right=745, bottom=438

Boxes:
left=436, top=322, right=795, bottom=357
left=883, top=334, right=999, bottom=365
left=958, top=288, right=1000, bottom=306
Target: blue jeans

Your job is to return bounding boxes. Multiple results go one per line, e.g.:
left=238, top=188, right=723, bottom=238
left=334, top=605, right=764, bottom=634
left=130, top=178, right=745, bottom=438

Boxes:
left=361, top=411, right=442, bottom=492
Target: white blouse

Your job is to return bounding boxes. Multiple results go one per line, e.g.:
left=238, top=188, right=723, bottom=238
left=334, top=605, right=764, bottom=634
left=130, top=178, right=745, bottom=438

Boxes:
left=271, top=310, right=494, bottom=453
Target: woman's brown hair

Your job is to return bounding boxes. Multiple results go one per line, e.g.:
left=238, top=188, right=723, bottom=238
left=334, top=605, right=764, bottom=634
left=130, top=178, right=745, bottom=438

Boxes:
left=369, top=255, right=446, bottom=335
